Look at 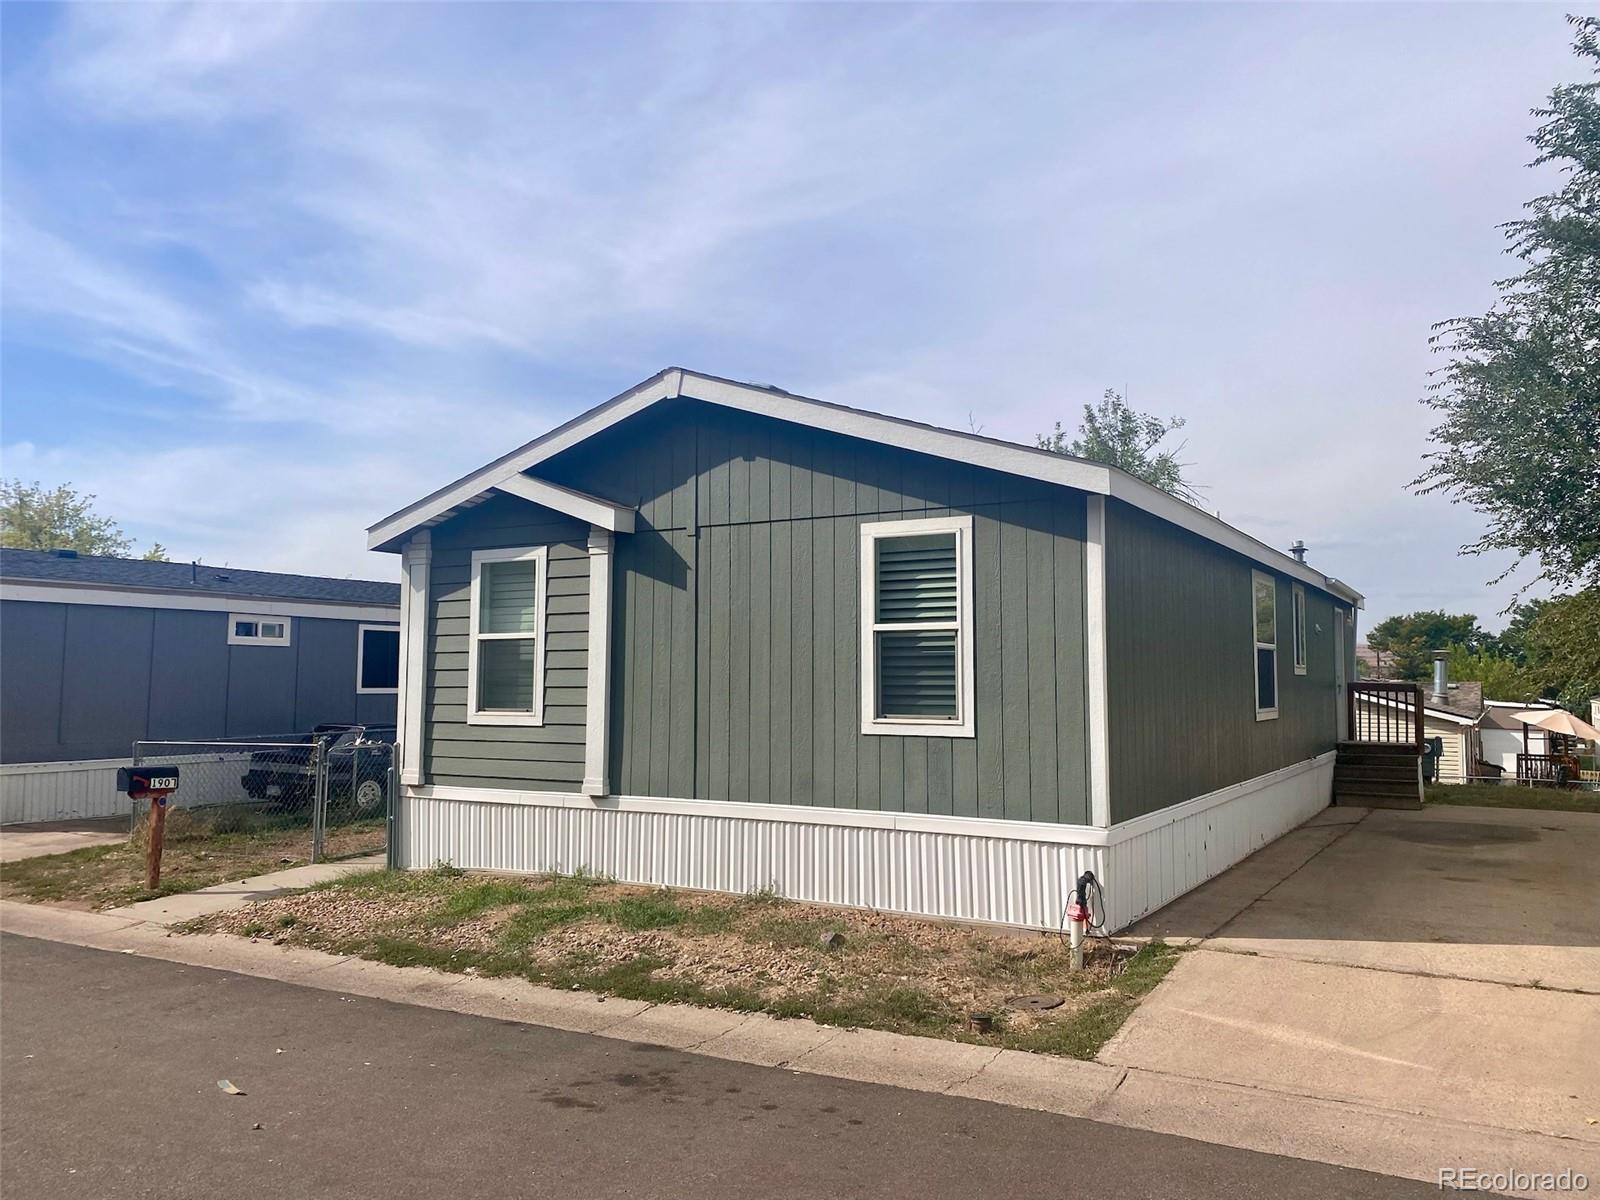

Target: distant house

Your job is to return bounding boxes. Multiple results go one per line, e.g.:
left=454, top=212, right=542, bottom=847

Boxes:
left=1478, top=699, right=1564, bottom=779
left=0, top=549, right=400, bottom=823
left=366, top=368, right=1364, bottom=932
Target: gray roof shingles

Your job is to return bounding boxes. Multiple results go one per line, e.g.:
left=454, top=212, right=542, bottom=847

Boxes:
left=0, top=548, right=399, bottom=607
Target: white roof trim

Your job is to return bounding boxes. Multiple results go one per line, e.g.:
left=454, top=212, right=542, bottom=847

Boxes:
left=0, top=578, right=399, bottom=622
left=493, top=473, right=635, bottom=533
left=366, top=368, right=1363, bottom=603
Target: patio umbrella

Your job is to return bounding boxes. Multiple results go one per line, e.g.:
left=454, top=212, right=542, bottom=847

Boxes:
left=1509, top=709, right=1600, bottom=742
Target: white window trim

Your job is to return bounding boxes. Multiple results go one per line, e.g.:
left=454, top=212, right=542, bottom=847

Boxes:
left=356, top=622, right=401, bottom=695
left=1291, top=583, right=1308, bottom=676
left=467, top=545, right=548, bottom=727
left=1252, top=570, right=1279, bottom=721
left=859, top=514, right=976, bottom=738
left=228, top=613, right=292, bottom=646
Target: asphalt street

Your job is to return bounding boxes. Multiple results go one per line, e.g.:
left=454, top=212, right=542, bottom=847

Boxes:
left=0, top=933, right=1444, bottom=1199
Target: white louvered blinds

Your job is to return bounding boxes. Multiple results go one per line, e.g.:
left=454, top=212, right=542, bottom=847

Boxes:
left=871, top=531, right=962, bottom=722
left=469, top=548, right=547, bottom=723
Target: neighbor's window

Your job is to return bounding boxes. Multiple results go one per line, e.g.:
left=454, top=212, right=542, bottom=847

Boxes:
left=228, top=614, right=291, bottom=646
left=859, top=515, right=974, bottom=738
left=1292, top=584, right=1308, bottom=676
left=1253, top=571, right=1278, bottom=720
left=357, top=624, right=401, bottom=694
left=468, top=546, right=547, bottom=725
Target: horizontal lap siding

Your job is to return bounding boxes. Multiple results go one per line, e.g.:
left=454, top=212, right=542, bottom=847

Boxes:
left=545, top=400, right=1092, bottom=826
left=425, top=494, right=590, bottom=790
left=1104, top=500, right=1344, bottom=822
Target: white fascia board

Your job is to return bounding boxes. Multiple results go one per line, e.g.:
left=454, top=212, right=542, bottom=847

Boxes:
left=367, top=370, right=679, bottom=551
left=1106, top=473, right=1361, bottom=604
left=366, top=367, right=1365, bottom=603
left=0, top=580, right=398, bottom=623
left=492, top=473, right=636, bottom=533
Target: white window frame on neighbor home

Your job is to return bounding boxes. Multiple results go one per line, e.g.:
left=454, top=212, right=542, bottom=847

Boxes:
left=228, top=614, right=292, bottom=646
left=1292, top=583, right=1308, bottom=676
left=859, top=514, right=975, bottom=738
left=467, top=545, right=548, bottom=727
left=1252, top=570, right=1279, bottom=721
left=356, top=623, right=402, bottom=695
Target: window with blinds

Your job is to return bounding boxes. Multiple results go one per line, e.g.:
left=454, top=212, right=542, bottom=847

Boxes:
left=1253, top=570, right=1279, bottom=720
left=860, top=516, right=974, bottom=737
left=468, top=546, right=548, bottom=725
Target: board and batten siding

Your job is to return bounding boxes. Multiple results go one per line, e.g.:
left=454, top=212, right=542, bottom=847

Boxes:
left=531, top=399, right=1092, bottom=825
left=423, top=494, right=591, bottom=791
left=1103, top=500, right=1347, bottom=822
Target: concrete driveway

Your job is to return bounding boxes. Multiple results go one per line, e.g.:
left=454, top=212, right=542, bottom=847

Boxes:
left=0, top=819, right=127, bottom=863
left=1109, top=804, right=1600, bottom=1148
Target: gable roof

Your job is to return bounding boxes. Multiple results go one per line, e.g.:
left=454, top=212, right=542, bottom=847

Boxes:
left=0, top=548, right=399, bottom=608
left=368, top=367, right=1362, bottom=606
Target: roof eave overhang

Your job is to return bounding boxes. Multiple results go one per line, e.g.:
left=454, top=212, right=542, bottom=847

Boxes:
left=366, top=369, right=1363, bottom=602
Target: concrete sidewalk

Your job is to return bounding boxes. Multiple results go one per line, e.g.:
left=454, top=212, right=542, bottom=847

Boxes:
left=2, top=898, right=1591, bottom=1197
left=106, top=854, right=386, bottom=924
left=1111, top=804, right=1600, bottom=1152
left=0, top=819, right=128, bottom=863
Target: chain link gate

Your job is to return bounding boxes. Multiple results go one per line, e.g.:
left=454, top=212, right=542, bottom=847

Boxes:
left=132, top=728, right=394, bottom=869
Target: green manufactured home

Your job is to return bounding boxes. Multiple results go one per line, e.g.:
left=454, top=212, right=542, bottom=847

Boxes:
left=371, top=369, right=1362, bottom=931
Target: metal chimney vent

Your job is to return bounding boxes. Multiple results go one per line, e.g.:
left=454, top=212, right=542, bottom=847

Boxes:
left=1289, top=540, right=1307, bottom=563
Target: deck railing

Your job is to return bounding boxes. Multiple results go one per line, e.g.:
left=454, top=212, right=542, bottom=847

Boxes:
left=1348, top=680, right=1424, bottom=749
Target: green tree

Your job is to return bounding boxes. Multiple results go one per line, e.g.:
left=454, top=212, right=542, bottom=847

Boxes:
left=1488, top=597, right=1549, bottom=664
left=1445, top=644, right=1538, bottom=703
left=0, top=480, right=167, bottom=560
left=1414, top=16, right=1600, bottom=592
left=1522, top=587, right=1600, bottom=711
left=1366, top=610, right=1487, bottom=680
left=1038, top=389, right=1200, bottom=503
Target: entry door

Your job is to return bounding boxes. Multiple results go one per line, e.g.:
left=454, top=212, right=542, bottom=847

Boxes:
left=1334, top=610, right=1349, bottom=740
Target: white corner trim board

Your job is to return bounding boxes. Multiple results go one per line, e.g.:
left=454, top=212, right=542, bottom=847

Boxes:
left=396, top=752, right=1335, bottom=932
left=581, top=528, right=614, bottom=797
left=398, top=531, right=432, bottom=787
left=1084, top=496, right=1111, bottom=828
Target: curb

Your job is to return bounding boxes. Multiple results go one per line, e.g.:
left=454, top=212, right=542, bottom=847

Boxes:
left=3, top=899, right=1594, bottom=1197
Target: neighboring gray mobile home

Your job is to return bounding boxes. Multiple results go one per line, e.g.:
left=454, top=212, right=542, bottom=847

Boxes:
left=0, top=550, right=400, bottom=823
left=371, top=369, right=1363, bottom=931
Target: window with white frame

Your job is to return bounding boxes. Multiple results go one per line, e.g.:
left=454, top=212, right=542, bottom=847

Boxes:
left=228, top=614, right=291, bottom=646
left=1252, top=571, right=1278, bottom=719
left=468, top=546, right=548, bottom=725
left=1292, top=584, right=1308, bottom=676
left=356, top=624, right=401, bottom=694
left=859, top=515, right=975, bottom=738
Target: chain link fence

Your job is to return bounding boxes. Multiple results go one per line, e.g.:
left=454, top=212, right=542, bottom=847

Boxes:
left=131, top=727, right=394, bottom=870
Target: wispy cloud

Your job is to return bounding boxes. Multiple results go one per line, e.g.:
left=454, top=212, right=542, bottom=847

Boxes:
left=0, top=2, right=1577, bottom=618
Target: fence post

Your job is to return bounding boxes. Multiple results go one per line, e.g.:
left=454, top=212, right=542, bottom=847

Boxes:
left=311, top=737, right=327, bottom=864
left=385, top=751, right=398, bottom=871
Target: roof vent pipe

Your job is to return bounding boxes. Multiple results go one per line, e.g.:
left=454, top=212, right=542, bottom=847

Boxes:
left=1289, top=540, right=1307, bottom=563
left=1432, top=649, right=1449, bottom=705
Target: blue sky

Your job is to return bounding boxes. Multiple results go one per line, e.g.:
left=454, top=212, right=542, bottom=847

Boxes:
left=0, top=2, right=1578, bottom=628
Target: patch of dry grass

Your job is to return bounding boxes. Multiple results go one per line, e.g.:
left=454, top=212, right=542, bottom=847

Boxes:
left=0, top=810, right=385, bottom=910
left=187, top=866, right=1179, bottom=1058
left=1425, top=783, right=1600, bottom=813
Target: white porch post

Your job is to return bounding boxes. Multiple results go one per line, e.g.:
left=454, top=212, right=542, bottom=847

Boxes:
left=398, top=530, right=431, bottom=787
left=1085, top=495, right=1111, bottom=828
left=582, top=527, right=614, bottom=798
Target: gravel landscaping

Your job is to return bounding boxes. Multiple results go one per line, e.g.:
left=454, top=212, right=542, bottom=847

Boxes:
left=186, top=865, right=1179, bottom=1059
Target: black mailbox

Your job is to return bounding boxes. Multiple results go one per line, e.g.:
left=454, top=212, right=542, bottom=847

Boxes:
left=118, top=766, right=180, bottom=798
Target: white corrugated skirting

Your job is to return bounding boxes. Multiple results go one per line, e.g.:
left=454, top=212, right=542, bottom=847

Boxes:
left=1, top=759, right=129, bottom=825
left=397, top=751, right=1335, bottom=932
